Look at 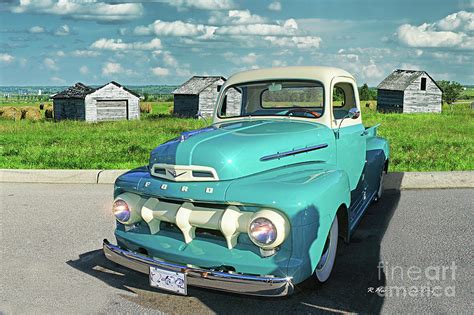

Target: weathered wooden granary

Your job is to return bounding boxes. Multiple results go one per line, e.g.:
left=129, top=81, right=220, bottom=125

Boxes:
left=52, top=81, right=140, bottom=122
left=377, top=69, right=442, bottom=113
left=173, top=76, right=241, bottom=118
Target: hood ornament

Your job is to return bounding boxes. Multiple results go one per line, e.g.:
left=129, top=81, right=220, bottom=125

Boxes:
left=167, top=169, right=186, bottom=178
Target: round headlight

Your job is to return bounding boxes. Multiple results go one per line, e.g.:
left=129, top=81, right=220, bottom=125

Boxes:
left=113, top=199, right=130, bottom=222
left=249, top=218, right=277, bottom=246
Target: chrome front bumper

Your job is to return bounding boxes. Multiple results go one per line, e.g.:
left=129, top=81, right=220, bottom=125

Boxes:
left=103, top=239, right=294, bottom=297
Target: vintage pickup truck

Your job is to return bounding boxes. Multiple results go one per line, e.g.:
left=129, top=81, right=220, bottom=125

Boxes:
left=103, top=66, right=389, bottom=297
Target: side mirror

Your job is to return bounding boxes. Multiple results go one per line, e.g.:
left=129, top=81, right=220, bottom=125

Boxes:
left=348, top=107, right=360, bottom=119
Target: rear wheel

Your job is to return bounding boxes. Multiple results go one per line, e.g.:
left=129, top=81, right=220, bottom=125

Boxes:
left=314, top=215, right=338, bottom=283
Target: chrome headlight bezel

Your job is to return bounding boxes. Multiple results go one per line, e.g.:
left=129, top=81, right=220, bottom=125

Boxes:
left=248, top=217, right=278, bottom=247
left=112, top=199, right=131, bottom=223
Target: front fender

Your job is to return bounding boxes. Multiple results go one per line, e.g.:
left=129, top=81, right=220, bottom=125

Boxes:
left=225, top=162, right=350, bottom=283
left=225, top=162, right=350, bottom=225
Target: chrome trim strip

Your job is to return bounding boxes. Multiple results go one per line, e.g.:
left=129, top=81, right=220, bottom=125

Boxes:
left=103, top=239, right=294, bottom=297
left=260, top=143, right=328, bottom=161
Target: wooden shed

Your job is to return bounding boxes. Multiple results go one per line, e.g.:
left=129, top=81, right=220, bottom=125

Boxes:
left=173, top=76, right=240, bottom=118
left=52, top=81, right=140, bottom=122
left=377, top=69, right=442, bottom=113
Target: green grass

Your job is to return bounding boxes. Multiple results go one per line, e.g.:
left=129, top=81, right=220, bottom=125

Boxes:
left=0, top=103, right=472, bottom=171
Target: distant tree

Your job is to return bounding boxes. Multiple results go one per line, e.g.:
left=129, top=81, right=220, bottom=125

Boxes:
left=359, top=83, right=371, bottom=101
left=437, top=80, right=463, bottom=104
left=143, top=92, right=150, bottom=102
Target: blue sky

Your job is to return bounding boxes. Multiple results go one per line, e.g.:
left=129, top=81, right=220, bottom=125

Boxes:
left=0, top=0, right=473, bottom=86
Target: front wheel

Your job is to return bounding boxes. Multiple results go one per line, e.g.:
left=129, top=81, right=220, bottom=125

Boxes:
left=314, top=215, right=338, bottom=284
left=373, top=166, right=385, bottom=202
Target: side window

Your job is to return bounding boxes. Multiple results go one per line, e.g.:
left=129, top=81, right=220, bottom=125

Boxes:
left=333, top=82, right=356, bottom=120
left=219, top=87, right=242, bottom=117
left=333, top=86, right=345, bottom=108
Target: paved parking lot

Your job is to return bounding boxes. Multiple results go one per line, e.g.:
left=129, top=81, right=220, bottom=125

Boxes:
left=1, top=183, right=472, bottom=313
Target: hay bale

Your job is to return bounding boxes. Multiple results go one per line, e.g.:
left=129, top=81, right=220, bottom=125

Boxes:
left=140, top=103, right=152, bottom=114
left=39, top=103, right=44, bottom=110
left=23, top=108, right=41, bottom=121
left=45, top=108, right=53, bottom=119
left=0, top=107, right=22, bottom=120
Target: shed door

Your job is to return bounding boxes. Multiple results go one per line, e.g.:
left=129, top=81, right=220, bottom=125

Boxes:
left=96, top=100, right=128, bottom=121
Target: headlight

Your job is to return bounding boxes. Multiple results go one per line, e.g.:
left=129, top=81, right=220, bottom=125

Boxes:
left=113, top=199, right=131, bottom=222
left=249, top=217, right=277, bottom=246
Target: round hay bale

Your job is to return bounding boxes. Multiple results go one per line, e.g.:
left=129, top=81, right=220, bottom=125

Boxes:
left=1, top=107, right=22, bottom=120
left=39, top=103, right=45, bottom=110
left=140, top=103, right=152, bottom=114
left=23, top=108, right=41, bottom=121
left=45, top=108, right=53, bottom=119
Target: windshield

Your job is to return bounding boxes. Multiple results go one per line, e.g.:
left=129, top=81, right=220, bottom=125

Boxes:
left=218, top=80, right=324, bottom=119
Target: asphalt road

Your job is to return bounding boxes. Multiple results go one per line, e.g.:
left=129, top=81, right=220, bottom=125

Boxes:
left=1, top=183, right=472, bottom=314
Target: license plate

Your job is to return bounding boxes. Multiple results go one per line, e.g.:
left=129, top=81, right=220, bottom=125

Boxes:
left=149, top=266, right=187, bottom=295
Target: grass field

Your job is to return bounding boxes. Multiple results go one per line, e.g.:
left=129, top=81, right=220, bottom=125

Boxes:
left=0, top=103, right=472, bottom=171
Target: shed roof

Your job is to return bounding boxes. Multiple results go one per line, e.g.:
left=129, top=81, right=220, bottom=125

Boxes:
left=377, top=69, right=430, bottom=91
left=52, top=82, right=95, bottom=99
left=173, top=76, right=225, bottom=95
left=96, top=81, right=140, bottom=98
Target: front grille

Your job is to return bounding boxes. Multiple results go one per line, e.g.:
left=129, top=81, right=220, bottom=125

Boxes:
left=140, top=197, right=254, bottom=249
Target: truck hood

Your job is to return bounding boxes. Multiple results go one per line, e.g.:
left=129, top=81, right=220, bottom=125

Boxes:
left=149, top=118, right=336, bottom=181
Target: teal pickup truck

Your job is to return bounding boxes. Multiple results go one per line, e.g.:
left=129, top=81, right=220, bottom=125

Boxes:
left=103, top=66, right=389, bottom=297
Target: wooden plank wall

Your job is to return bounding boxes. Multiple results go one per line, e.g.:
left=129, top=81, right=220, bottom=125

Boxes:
left=376, top=89, right=404, bottom=113
left=85, top=83, right=140, bottom=122
left=198, top=79, right=224, bottom=118
left=96, top=100, right=128, bottom=121
left=199, top=80, right=241, bottom=118
left=53, top=99, right=86, bottom=120
left=403, top=76, right=442, bottom=113
left=173, top=94, right=199, bottom=117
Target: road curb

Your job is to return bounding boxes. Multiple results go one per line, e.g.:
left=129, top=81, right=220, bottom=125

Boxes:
left=1, top=169, right=473, bottom=189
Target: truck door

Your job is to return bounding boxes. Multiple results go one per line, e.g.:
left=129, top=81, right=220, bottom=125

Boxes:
left=331, top=77, right=366, bottom=192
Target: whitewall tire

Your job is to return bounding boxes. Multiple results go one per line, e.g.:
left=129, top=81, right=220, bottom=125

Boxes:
left=314, top=215, right=338, bottom=284
left=374, top=167, right=385, bottom=202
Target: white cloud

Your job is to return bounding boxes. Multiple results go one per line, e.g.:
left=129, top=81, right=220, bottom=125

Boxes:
left=29, top=26, right=45, bottom=33
left=91, top=38, right=162, bottom=51
left=152, top=67, right=170, bottom=76
left=176, top=67, right=192, bottom=77
left=209, top=10, right=267, bottom=25
left=400, top=63, right=421, bottom=70
left=56, top=50, right=66, bottom=57
left=54, top=24, right=70, bottom=36
left=435, top=10, right=474, bottom=32
left=217, top=18, right=298, bottom=36
left=12, top=0, right=143, bottom=22
left=51, top=76, right=65, bottom=84
left=397, top=11, right=474, bottom=50
left=241, top=52, right=258, bottom=64
left=0, top=53, right=14, bottom=64
left=79, top=66, right=89, bottom=75
left=71, top=50, right=101, bottom=57
left=361, top=61, right=384, bottom=79
left=223, top=52, right=258, bottom=65
left=166, top=0, right=235, bottom=10
left=102, top=62, right=124, bottom=75
left=264, top=35, right=322, bottom=49
left=135, top=20, right=217, bottom=39
left=272, top=60, right=287, bottom=67
left=268, top=1, right=282, bottom=11
left=163, top=52, right=178, bottom=67
left=44, top=58, right=59, bottom=71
